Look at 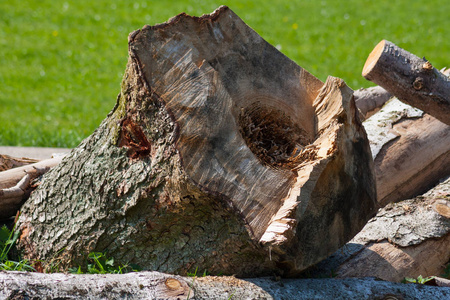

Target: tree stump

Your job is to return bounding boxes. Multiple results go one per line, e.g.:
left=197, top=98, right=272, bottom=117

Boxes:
left=16, top=6, right=376, bottom=277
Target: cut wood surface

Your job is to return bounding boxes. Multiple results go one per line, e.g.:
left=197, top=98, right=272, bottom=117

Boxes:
left=15, top=6, right=376, bottom=277
left=363, top=98, right=450, bottom=206
left=363, top=39, right=450, bottom=125
left=309, top=177, right=450, bottom=282
left=1, top=271, right=449, bottom=300
left=353, top=85, right=391, bottom=120
left=0, top=156, right=65, bottom=220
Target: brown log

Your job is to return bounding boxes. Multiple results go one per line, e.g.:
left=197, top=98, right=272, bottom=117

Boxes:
left=0, top=156, right=64, bottom=220
left=311, top=177, right=450, bottom=282
left=353, top=86, right=391, bottom=120
left=1, top=271, right=450, bottom=299
left=0, top=155, right=38, bottom=172
left=362, top=40, right=450, bottom=125
left=363, top=98, right=450, bottom=206
left=15, top=6, right=376, bottom=277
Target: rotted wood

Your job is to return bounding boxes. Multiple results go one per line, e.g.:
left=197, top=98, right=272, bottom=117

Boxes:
left=311, top=177, right=450, bottom=283
left=0, top=156, right=64, bottom=220
left=363, top=98, right=450, bottom=206
left=15, top=6, right=376, bottom=277
left=362, top=39, right=450, bottom=125
left=1, top=271, right=450, bottom=300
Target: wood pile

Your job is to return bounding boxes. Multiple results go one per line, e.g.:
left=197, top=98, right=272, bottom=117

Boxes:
left=0, top=6, right=449, bottom=299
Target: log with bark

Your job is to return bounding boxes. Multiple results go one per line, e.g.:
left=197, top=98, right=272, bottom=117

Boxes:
left=353, top=86, right=391, bottom=120
left=308, top=176, right=450, bottom=282
left=363, top=39, right=450, bottom=125
left=14, top=6, right=376, bottom=277
left=1, top=271, right=450, bottom=299
left=363, top=98, right=450, bottom=206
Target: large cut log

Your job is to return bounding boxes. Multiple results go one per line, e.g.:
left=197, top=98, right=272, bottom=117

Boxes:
left=309, top=177, right=450, bottom=282
left=363, top=98, right=450, bottom=206
left=362, top=39, right=450, bottom=125
left=15, top=6, right=376, bottom=277
left=0, top=156, right=64, bottom=220
left=1, top=271, right=449, bottom=299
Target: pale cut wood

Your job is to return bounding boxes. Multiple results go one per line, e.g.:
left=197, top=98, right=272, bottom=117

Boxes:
left=0, top=156, right=64, bottom=220
left=16, top=6, right=376, bottom=277
left=1, top=271, right=449, bottom=299
left=363, top=40, right=450, bottom=125
left=363, top=98, right=450, bottom=206
left=353, top=86, right=391, bottom=120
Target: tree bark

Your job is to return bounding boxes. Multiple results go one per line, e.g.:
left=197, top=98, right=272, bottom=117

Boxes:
left=310, top=176, right=450, bottom=282
left=363, top=98, right=450, bottom=206
left=1, top=271, right=449, bottom=300
left=15, top=6, right=376, bottom=277
left=353, top=86, right=391, bottom=120
left=0, top=156, right=64, bottom=220
left=362, top=39, right=450, bottom=125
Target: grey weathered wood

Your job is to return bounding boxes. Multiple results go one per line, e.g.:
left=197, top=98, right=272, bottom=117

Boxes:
left=309, top=84, right=392, bottom=122
left=353, top=86, right=391, bottom=120
left=15, top=6, right=376, bottom=276
left=363, top=98, right=450, bottom=206
left=362, top=40, right=450, bottom=125
left=0, top=271, right=449, bottom=299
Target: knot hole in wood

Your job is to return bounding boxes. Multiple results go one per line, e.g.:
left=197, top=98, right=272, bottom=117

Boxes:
left=238, top=103, right=311, bottom=170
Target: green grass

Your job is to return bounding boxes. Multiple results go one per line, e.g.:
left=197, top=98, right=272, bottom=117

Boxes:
left=1, top=0, right=449, bottom=147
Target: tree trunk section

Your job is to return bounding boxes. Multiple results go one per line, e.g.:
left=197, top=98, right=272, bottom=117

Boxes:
left=363, top=98, right=450, bottom=206
left=1, top=271, right=450, bottom=300
left=362, top=39, right=450, bottom=125
left=16, top=6, right=376, bottom=277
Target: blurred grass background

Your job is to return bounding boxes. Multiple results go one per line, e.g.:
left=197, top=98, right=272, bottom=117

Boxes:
left=1, top=0, right=449, bottom=147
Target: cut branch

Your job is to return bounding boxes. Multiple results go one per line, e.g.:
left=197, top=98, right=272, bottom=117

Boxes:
left=0, top=155, right=38, bottom=172
left=362, top=40, right=450, bottom=125
left=353, top=86, right=391, bottom=120
left=0, top=156, right=64, bottom=220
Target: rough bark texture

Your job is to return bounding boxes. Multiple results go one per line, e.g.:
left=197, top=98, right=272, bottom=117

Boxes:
left=363, top=39, right=450, bottom=125
left=363, top=98, right=450, bottom=206
left=16, top=6, right=375, bottom=277
left=353, top=86, right=391, bottom=120
left=1, top=271, right=449, bottom=300
left=0, top=156, right=64, bottom=220
left=309, top=177, right=450, bottom=282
